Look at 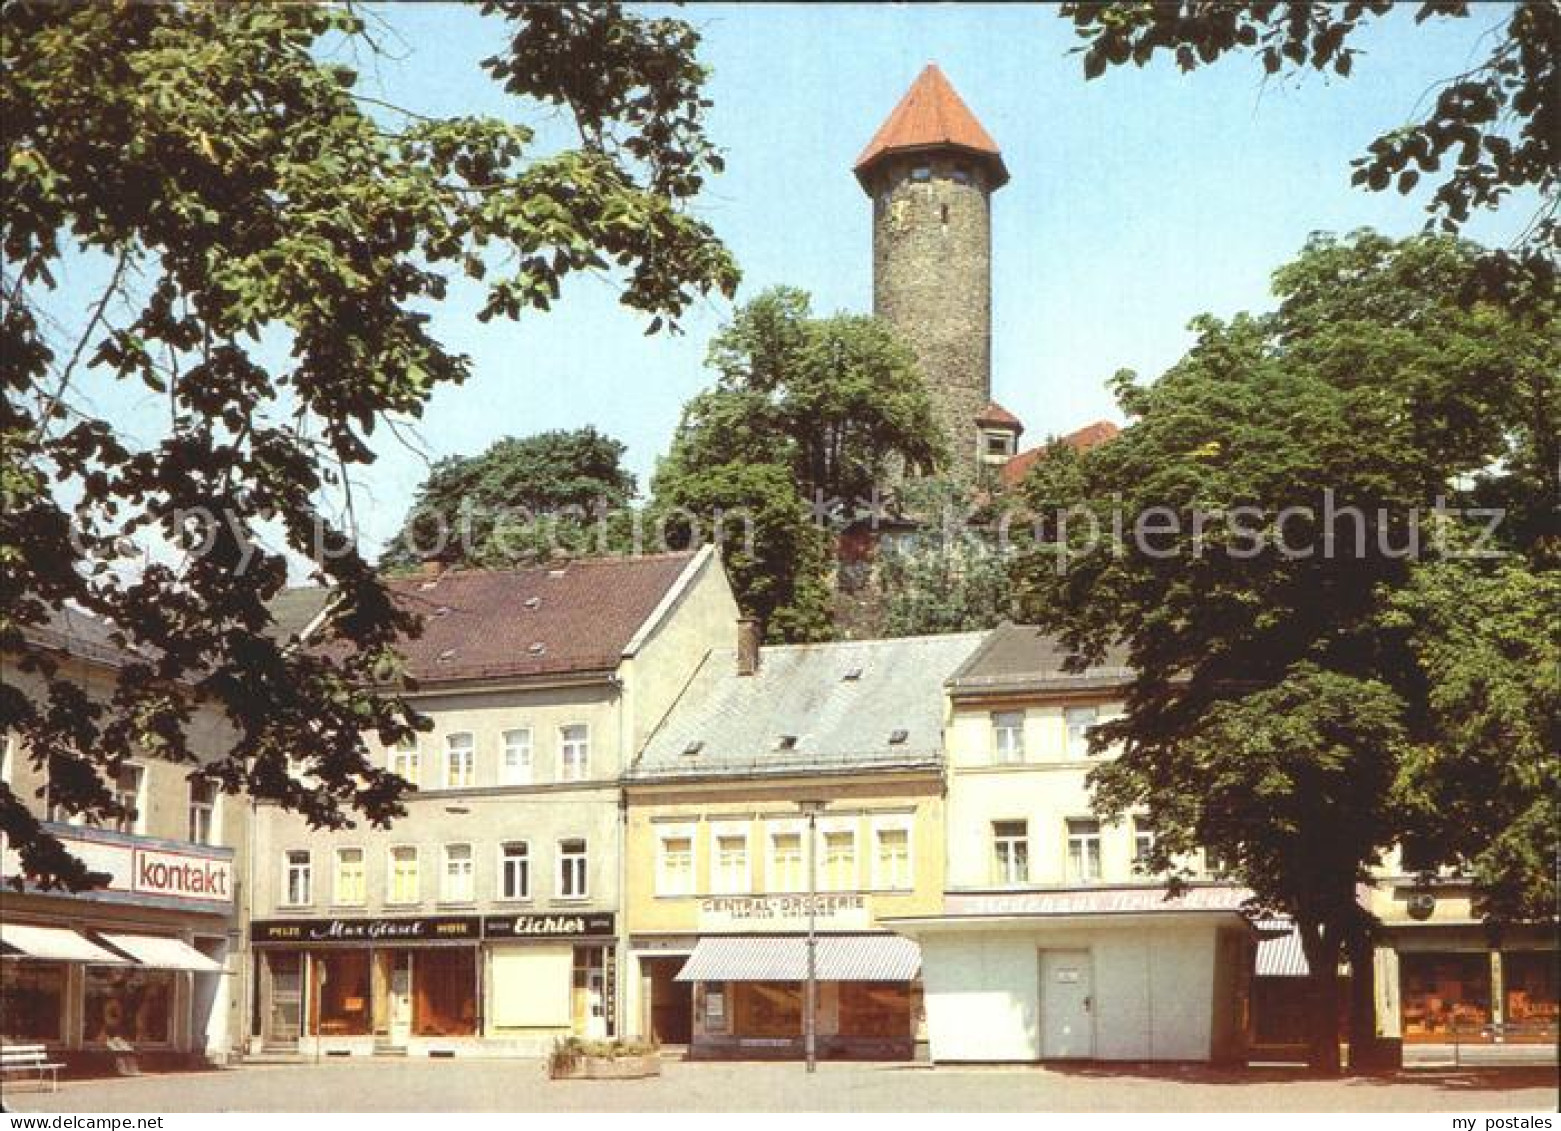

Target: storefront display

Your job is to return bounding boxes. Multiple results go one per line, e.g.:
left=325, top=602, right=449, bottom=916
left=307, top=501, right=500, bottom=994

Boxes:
left=84, top=966, right=175, bottom=1046
left=0, top=962, right=66, bottom=1042
left=1502, top=952, right=1557, bottom=1035
left=1399, top=953, right=1491, bottom=1041
left=412, top=948, right=476, bottom=1037
left=732, top=981, right=802, bottom=1038
left=313, top=950, right=372, bottom=1036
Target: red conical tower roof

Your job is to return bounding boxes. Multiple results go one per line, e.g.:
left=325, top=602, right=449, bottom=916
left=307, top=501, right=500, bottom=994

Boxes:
left=854, top=64, right=1008, bottom=190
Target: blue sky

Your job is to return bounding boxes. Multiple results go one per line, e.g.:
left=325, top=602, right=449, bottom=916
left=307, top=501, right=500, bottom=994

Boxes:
left=46, top=3, right=1533, bottom=559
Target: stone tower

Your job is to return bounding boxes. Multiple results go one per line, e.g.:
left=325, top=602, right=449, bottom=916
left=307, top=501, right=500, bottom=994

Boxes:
left=855, top=64, right=1014, bottom=482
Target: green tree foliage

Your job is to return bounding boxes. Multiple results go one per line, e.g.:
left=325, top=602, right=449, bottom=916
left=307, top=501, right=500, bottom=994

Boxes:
left=878, top=479, right=1018, bottom=637
left=380, top=428, right=637, bottom=570
left=1060, top=2, right=1561, bottom=268
left=1012, top=230, right=1559, bottom=1071
left=652, top=286, right=944, bottom=640
left=2, top=2, right=737, bottom=886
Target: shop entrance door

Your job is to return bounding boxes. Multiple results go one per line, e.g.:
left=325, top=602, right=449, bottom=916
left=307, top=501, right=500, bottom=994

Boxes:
left=388, top=953, right=413, bottom=1046
left=1039, top=950, right=1094, bottom=1058
left=642, top=956, right=692, bottom=1044
left=572, top=946, right=607, bottom=1038
left=266, top=953, right=302, bottom=1046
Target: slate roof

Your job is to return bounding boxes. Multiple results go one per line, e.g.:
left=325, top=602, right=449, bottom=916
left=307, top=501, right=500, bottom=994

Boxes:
left=1000, top=419, right=1121, bottom=488
left=631, top=632, right=988, bottom=781
left=16, top=606, right=148, bottom=670
left=279, top=550, right=703, bottom=685
left=266, top=587, right=332, bottom=644
left=947, top=623, right=1133, bottom=698
left=854, top=64, right=1008, bottom=188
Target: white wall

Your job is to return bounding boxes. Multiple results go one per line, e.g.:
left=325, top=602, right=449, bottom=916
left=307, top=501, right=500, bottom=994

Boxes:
left=920, top=923, right=1221, bottom=1062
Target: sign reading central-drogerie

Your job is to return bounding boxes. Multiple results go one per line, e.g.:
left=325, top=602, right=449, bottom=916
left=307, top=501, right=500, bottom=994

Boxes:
left=698, top=893, right=869, bottom=931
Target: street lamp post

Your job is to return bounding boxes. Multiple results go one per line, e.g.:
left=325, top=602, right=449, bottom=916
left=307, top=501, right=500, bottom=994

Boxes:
left=797, top=799, right=827, bottom=1074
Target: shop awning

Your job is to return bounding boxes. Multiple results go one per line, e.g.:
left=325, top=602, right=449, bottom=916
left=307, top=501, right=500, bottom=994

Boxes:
left=0, top=923, right=129, bottom=964
left=676, top=934, right=921, bottom=983
left=99, top=932, right=226, bottom=973
left=1255, top=918, right=1310, bottom=978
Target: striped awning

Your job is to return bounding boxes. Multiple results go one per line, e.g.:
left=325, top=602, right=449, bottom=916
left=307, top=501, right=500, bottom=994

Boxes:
left=676, top=934, right=921, bottom=983
left=1255, top=918, right=1310, bottom=977
left=100, top=933, right=226, bottom=973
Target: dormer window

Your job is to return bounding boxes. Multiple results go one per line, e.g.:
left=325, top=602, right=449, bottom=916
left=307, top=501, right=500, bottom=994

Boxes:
left=984, top=430, right=1016, bottom=458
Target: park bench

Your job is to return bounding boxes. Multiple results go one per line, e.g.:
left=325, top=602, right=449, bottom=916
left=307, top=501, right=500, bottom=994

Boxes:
left=0, top=1042, right=65, bottom=1092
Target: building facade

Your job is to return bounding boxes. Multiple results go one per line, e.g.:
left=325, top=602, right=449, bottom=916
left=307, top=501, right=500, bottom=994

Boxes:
left=624, top=630, right=985, bottom=1059
left=247, top=548, right=738, bottom=1057
left=1, top=611, right=245, bottom=1067
left=891, top=625, right=1254, bottom=1063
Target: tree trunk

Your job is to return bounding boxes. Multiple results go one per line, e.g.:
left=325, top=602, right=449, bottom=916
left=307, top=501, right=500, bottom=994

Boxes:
left=1345, top=928, right=1381, bottom=1072
left=1298, top=921, right=1342, bottom=1074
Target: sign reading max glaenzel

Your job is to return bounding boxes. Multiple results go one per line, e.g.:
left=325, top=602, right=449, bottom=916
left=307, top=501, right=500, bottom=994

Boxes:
left=251, top=916, right=480, bottom=944
left=483, top=912, right=615, bottom=939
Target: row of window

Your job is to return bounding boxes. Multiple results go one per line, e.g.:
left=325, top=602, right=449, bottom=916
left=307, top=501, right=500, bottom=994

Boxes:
left=990, top=706, right=1101, bottom=763
left=991, top=817, right=1157, bottom=885
left=35, top=760, right=222, bottom=847
left=655, top=821, right=913, bottom=897
left=387, top=725, right=590, bottom=790
left=281, top=839, right=588, bottom=908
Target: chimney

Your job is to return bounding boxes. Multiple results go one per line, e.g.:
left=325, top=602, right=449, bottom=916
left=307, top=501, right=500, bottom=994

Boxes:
left=737, top=617, right=761, bottom=677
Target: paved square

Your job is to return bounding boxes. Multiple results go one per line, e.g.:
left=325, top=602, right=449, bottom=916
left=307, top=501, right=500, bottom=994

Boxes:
left=4, top=1058, right=1556, bottom=1113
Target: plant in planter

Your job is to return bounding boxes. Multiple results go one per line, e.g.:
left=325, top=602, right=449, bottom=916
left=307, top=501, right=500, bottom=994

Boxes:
left=547, top=1036, right=662, bottom=1080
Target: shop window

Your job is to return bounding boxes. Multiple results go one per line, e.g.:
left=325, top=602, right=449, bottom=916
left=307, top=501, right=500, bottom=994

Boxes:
left=284, top=849, right=313, bottom=906
left=733, top=981, right=802, bottom=1038
left=571, top=946, right=607, bottom=1037
left=444, top=733, right=475, bottom=789
left=1066, top=819, right=1103, bottom=883
left=838, top=981, right=913, bottom=1039
left=560, top=725, right=590, bottom=781
left=85, top=966, right=173, bottom=1045
left=501, top=728, right=533, bottom=785
left=187, top=778, right=218, bottom=844
left=657, top=833, right=695, bottom=896
left=0, top=961, right=65, bottom=1042
left=334, top=847, right=366, bottom=906
left=1400, top=953, right=1492, bottom=1042
left=388, top=845, right=420, bottom=904
left=1065, top=706, right=1100, bottom=757
left=412, top=948, right=477, bottom=1037
left=874, top=825, right=912, bottom=890
left=112, top=763, right=145, bottom=834
left=714, top=833, right=749, bottom=894
left=822, top=829, right=857, bottom=891
left=312, top=950, right=372, bottom=1036
left=770, top=831, right=804, bottom=892
left=499, top=841, right=530, bottom=900
left=991, top=711, right=1025, bottom=763
left=1503, top=952, right=1558, bottom=1033
left=993, top=820, right=1029, bottom=884
left=441, top=843, right=474, bottom=903
left=558, top=837, right=588, bottom=898
left=389, top=739, right=420, bottom=785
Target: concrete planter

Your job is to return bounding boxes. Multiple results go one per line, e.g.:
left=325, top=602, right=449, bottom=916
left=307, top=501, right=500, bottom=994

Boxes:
left=550, top=1053, right=662, bottom=1080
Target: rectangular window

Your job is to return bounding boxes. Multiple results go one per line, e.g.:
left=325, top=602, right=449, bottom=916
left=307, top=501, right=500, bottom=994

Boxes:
left=388, top=845, right=419, bottom=905
left=85, top=967, right=174, bottom=1045
left=992, top=711, right=1025, bottom=763
left=657, top=833, right=695, bottom=897
left=558, top=837, right=588, bottom=898
left=873, top=825, right=912, bottom=891
left=770, top=831, right=804, bottom=893
left=0, top=961, right=64, bottom=1041
left=113, top=763, right=145, bottom=834
left=444, top=733, right=475, bottom=789
left=0, top=734, right=12, bottom=785
left=334, top=847, right=366, bottom=906
left=389, top=739, right=419, bottom=785
left=283, top=849, right=312, bottom=906
left=1133, top=818, right=1156, bottom=868
left=187, top=778, right=218, bottom=844
left=714, top=833, right=749, bottom=894
left=1067, top=818, right=1103, bottom=883
left=993, top=820, right=1028, bottom=885
left=499, top=842, right=530, bottom=900
left=501, top=728, right=533, bottom=785
left=442, top=843, right=474, bottom=902
left=822, top=829, right=856, bottom=891
left=1065, top=706, right=1100, bottom=757
left=560, top=725, right=589, bottom=782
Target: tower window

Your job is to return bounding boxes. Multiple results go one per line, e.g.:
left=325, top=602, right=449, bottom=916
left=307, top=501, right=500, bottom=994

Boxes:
left=951, top=165, right=972, bottom=185
left=940, top=204, right=950, bottom=227
left=910, top=165, right=931, bottom=182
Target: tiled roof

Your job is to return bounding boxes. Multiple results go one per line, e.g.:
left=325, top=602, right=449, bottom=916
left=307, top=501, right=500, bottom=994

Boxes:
left=948, top=623, right=1133, bottom=697
left=854, top=64, right=1008, bottom=188
left=976, top=401, right=1023, bottom=430
left=285, top=551, right=704, bottom=685
left=631, top=632, right=987, bottom=781
left=17, top=606, right=149, bottom=670
left=1000, top=419, right=1121, bottom=488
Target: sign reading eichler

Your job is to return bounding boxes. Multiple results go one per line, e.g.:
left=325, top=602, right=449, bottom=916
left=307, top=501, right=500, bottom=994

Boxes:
left=483, top=912, right=615, bottom=939
left=252, top=916, right=481, bottom=945
left=698, top=893, right=870, bottom=931
left=1, top=825, right=234, bottom=910
left=945, top=885, right=1253, bottom=918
